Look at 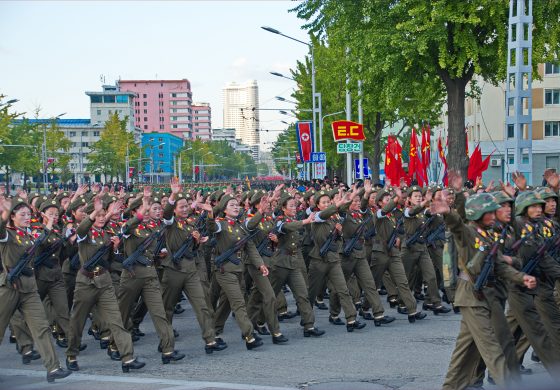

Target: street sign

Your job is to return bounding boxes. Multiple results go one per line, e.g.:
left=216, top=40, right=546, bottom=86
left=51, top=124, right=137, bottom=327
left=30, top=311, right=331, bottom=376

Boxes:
left=332, top=120, right=366, bottom=142
left=337, top=143, right=362, bottom=153
left=314, top=162, right=326, bottom=179
left=310, top=152, right=326, bottom=163
left=354, top=158, right=370, bottom=179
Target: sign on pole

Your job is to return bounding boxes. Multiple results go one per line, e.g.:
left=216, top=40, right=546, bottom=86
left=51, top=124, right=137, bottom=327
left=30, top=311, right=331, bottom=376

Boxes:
left=337, top=143, right=362, bottom=154
left=332, top=120, right=366, bottom=142
left=354, top=158, right=370, bottom=179
left=296, top=121, right=314, bottom=162
left=310, top=152, right=326, bottom=163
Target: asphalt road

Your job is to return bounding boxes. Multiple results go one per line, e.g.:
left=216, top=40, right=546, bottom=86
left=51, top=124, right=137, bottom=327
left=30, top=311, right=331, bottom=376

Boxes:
left=0, top=293, right=555, bottom=390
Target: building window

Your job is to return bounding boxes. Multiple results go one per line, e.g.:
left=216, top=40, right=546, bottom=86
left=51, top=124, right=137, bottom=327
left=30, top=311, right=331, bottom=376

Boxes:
left=144, top=109, right=148, bottom=114
left=93, top=131, right=100, bottom=136
left=69, top=131, right=76, bottom=137
left=143, top=94, right=147, bottom=98
left=545, top=89, right=560, bottom=105
left=96, top=109, right=101, bottom=115
left=545, top=63, right=560, bottom=75
left=81, top=131, right=88, bottom=136
left=144, top=117, right=147, bottom=122
left=160, top=125, right=164, bottom=130
left=160, top=117, right=164, bottom=122
left=143, top=102, right=147, bottom=106
left=144, top=125, right=148, bottom=130
left=170, top=101, right=177, bottom=106
left=103, top=95, right=115, bottom=103
left=116, top=95, right=128, bottom=103
left=545, top=121, right=560, bottom=137
left=90, top=96, right=102, bottom=103
left=158, top=145, right=164, bottom=150
left=158, top=137, right=163, bottom=142
left=171, top=116, right=178, bottom=121
left=81, top=142, right=89, bottom=147
left=108, top=110, right=112, bottom=115
left=158, top=153, right=164, bottom=158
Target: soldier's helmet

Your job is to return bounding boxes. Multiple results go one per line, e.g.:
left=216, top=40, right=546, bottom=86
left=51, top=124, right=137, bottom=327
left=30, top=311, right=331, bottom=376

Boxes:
left=514, top=190, right=546, bottom=216
left=491, top=191, right=513, bottom=205
left=535, top=186, right=559, bottom=200
left=465, top=193, right=500, bottom=221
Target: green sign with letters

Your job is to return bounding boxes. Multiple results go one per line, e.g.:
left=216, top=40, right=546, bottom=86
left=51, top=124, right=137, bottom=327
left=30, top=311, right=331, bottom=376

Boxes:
left=337, top=142, right=362, bottom=153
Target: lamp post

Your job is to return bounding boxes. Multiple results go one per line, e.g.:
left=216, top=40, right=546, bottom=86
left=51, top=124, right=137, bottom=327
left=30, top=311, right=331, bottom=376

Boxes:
left=263, top=26, right=321, bottom=181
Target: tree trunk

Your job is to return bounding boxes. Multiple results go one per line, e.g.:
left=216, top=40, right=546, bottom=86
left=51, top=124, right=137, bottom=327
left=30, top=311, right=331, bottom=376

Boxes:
left=440, top=71, right=471, bottom=179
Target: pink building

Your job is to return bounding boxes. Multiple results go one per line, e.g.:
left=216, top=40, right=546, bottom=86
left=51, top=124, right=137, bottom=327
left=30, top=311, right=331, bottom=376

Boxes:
left=192, top=102, right=212, bottom=140
left=118, top=79, right=193, bottom=139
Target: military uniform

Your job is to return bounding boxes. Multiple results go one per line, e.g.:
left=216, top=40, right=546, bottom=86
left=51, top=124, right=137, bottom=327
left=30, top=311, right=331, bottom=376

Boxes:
left=442, top=194, right=530, bottom=389
left=0, top=198, right=70, bottom=381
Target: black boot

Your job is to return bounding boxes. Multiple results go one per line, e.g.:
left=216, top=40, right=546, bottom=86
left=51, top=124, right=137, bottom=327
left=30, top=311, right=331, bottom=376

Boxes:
left=99, top=339, right=109, bottom=349
left=132, top=327, right=145, bottom=337
left=397, top=306, right=409, bottom=315
left=22, top=350, right=41, bottom=365
left=519, top=365, right=533, bottom=375
left=433, top=305, right=451, bottom=315
left=107, top=348, right=121, bottom=361
left=56, top=337, right=68, bottom=348
left=346, top=320, right=366, bottom=332
left=173, top=304, right=185, bottom=315
left=47, top=367, right=72, bottom=383
left=314, top=301, right=328, bottom=310
left=122, top=358, right=145, bottom=373
left=303, top=327, right=325, bottom=337
left=205, top=342, right=228, bottom=354
left=408, top=312, right=427, bottom=323
left=359, top=309, right=375, bottom=320
left=272, top=334, right=289, bottom=344
left=373, top=315, right=395, bottom=327
left=531, top=351, right=540, bottom=362
left=245, top=337, right=263, bottom=350
left=328, top=316, right=344, bottom=325
left=66, top=357, right=79, bottom=371
left=161, top=350, right=186, bottom=364
left=255, top=324, right=270, bottom=335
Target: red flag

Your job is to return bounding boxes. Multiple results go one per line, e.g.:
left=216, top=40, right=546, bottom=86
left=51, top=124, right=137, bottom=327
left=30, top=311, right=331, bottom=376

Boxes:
left=385, top=135, right=405, bottom=185
left=296, top=121, right=314, bottom=162
left=421, top=125, right=431, bottom=180
left=437, top=135, right=448, bottom=186
left=467, top=144, right=482, bottom=182
left=479, top=149, right=496, bottom=178
left=408, top=128, right=425, bottom=186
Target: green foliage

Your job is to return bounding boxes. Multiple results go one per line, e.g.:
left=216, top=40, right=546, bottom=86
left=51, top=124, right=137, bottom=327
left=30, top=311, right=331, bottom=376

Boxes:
left=270, top=126, right=298, bottom=177
left=291, top=0, right=560, bottom=177
left=88, top=113, right=140, bottom=181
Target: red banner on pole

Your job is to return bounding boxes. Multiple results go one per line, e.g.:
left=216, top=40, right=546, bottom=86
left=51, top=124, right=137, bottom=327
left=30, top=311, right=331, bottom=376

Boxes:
left=331, top=120, right=366, bottom=142
left=296, top=121, right=314, bottom=162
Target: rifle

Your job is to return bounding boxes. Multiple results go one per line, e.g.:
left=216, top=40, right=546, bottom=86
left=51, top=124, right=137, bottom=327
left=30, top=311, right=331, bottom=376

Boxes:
left=34, top=229, right=75, bottom=269
left=319, top=221, right=341, bottom=257
left=215, top=229, right=259, bottom=268
left=171, top=212, right=208, bottom=264
left=473, top=228, right=508, bottom=300
left=343, top=213, right=373, bottom=256
left=69, top=252, right=81, bottom=271
left=7, top=233, right=48, bottom=285
left=425, top=224, right=447, bottom=247
left=82, top=227, right=128, bottom=272
left=503, top=223, right=536, bottom=256
left=122, top=227, right=167, bottom=272
left=405, top=215, right=435, bottom=247
left=256, top=224, right=280, bottom=257
left=387, top=216, right=404, bottom=250
left=521, top=234, right=560, bottom=275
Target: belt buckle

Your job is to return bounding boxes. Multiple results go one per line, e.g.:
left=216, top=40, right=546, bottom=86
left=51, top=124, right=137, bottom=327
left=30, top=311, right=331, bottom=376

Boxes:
left=93, top=266, right=102, bottom=277
left=236, top=252, right=242, bottom=259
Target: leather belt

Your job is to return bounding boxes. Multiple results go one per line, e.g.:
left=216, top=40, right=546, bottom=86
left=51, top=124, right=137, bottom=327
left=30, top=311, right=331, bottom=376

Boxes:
left=80, top=266, right=106, bottom=278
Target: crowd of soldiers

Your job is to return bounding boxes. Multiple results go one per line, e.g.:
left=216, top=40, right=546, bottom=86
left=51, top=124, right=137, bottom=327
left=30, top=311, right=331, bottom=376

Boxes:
left=0, top=169, right=559, bottom=388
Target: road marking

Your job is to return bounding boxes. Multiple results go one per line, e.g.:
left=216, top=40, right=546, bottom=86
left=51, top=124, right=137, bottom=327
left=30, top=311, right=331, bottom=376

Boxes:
left=0, top=368, right=296, bottom=390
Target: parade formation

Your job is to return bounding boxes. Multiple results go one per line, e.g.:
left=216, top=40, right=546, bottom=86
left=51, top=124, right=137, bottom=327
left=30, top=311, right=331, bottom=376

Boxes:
left=0, top=168, right=559, bottom=388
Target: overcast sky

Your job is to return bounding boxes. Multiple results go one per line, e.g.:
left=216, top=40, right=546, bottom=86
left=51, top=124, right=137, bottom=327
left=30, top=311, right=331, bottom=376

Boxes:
left=0, top=0, right=310, bottom=147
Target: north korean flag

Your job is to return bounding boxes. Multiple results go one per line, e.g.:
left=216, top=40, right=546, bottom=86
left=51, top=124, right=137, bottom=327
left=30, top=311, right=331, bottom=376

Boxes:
left=296, top=121, right=314, bottom=162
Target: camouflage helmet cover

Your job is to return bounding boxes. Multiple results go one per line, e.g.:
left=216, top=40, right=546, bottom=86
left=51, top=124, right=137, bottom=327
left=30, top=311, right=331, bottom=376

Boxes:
left=465, top=193, right=500, bottom=221
left=515, top=190, right=546, bottom=216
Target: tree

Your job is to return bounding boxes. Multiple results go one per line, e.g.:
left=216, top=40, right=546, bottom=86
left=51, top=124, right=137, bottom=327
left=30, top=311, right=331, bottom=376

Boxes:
left=292, top=0, right=560, bottom=177
left=88, top=113, right=140, bottom=182
left=271, top=127, right=298, bottom=178
left=41, top=118, right=71, bottom=182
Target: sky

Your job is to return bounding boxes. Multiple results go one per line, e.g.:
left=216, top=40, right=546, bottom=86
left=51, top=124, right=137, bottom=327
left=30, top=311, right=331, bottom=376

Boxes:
left=0, top=0, right=310, bottom=148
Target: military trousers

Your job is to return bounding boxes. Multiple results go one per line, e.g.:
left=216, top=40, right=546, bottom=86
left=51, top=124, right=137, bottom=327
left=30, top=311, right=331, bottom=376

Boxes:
left=307, top=257, right=356, bottom=322
left=442, top=306, right=512, bottom=390
left=131, top=266, right=164, bottom=329
left=62, top=269, right=77, bottom=310
left=269, top=264, right=315, bottom=329
left=0, top=283, right=60, bottom=372
left=118, top=269, right=174, bottom=354
left=401, top=247, right=441, bottom=306
left=214, top=269, right=253, bottom=338
left=508, top=286, right=560, bottom=376
left=331, top=255, right=384, bottom=317
left=245, top=263, right=280, bottom=334
left=161, top=265, right=215, bottom=344
left=427, top=244, right=444, bottom=290
left=370, top=251, right=417, bottom=314
left=66, top=275, right=133, bottom=361
left=10, top=310, right=34, bottom=354
left=535, top=282, right=560, bottom=350
left=36, top=277, right=71, bottom=337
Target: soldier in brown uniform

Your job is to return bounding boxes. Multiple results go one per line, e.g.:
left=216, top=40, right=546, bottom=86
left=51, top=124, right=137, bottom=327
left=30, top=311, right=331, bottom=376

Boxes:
left=65, top=197, right=144, bottom=373
left=0, top=194, right=71, bottom=383
left=160, top=180, right=227, bottom=353
left=431, top=186, right=537, bottom=389
left=371, top=188, right=425, bottom=323
left=330, top=181, right=395, bottom=326
left=307, top=189, right=366, bottom=331
left=401, top=186, right=450, bottom=314
left=203, top=194, right=268, bottom=349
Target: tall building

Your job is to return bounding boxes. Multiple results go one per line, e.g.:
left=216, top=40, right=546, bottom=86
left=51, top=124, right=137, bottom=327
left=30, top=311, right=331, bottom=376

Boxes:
left=86, top=85, right=137, bottom=133
left=223, top=80, right=260, bottom=155
left=118, top=79, right=194, bottom=139
left=141, top=132, right=183, bottom=183
left=211, top=127, right=236, bottom=147
left=438, top=62, right=560, bottom=184
left=192, top=102, right=212, bottom=140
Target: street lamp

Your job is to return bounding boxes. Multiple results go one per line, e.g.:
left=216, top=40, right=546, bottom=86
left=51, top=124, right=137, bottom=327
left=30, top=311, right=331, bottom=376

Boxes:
left=262, top=26, right=321, bottom=180
left=269, top=71, right=296, bottom=82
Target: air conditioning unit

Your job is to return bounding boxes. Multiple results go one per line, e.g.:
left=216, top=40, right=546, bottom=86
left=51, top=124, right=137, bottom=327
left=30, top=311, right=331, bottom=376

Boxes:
left=490, top=158, right=501, bottom=167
